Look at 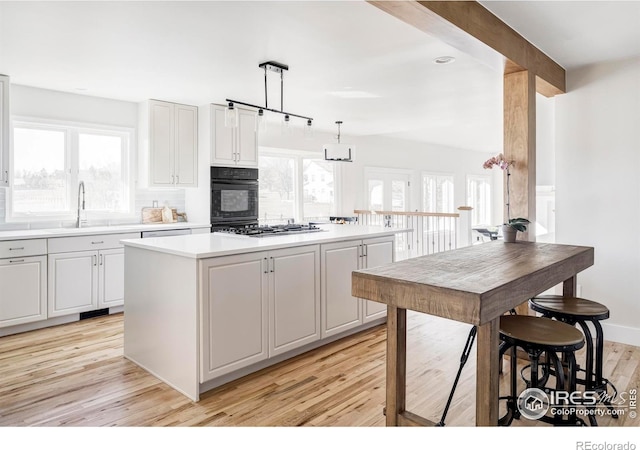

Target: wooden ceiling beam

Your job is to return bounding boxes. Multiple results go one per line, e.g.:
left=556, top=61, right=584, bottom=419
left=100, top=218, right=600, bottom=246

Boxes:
left=368, top=0, right=566, bottom=97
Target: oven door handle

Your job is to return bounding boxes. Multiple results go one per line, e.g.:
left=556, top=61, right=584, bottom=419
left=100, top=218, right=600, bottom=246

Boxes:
left=212, top=179, right=259, bottom=186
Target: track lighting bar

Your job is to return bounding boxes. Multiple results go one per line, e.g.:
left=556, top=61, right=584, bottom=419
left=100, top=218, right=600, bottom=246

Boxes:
left=225, top=99, right=313, bottom=122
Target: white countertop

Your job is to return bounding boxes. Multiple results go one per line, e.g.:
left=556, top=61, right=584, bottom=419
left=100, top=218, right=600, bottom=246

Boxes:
left=122, top=225, right=409, bottom=259
left=0, top=222, right=211, bottom=241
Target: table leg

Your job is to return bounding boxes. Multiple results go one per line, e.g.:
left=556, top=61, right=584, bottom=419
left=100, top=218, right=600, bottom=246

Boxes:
left=476, top=317, right=500, bottom=426
left=563, top=276, right=577, bottom=297
left=386, top=305, right=406, bottom=426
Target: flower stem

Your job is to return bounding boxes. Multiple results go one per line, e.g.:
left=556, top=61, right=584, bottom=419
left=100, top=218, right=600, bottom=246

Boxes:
left=506, top=167, right=511, bottom=223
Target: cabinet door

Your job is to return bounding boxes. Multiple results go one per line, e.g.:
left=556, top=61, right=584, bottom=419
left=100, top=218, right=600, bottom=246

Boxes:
left=362, top=237, right=394, bottom=323
left=321, top=240, right=363, bottom=338
left=149, top=100, right=175, bottom=186
left=268, top=245, right=320, bottom=357
left=200, top=252, right=268, bottom=381
left=174, top=103, right=198, bottom=186
left=0, top=75, right=9, bottom=186
left=0, top=256, right=47, bottom=328
left=48, top=251, right=98, bottom=317
left=236, top=107, right=258, bottom=168
left=98, top=248, right=125, bottom=308
left=210, top=104, right=236, bottom=166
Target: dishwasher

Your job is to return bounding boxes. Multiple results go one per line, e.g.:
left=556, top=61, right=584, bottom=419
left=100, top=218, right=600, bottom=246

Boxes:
left=141, top=228, right=192, bottom=238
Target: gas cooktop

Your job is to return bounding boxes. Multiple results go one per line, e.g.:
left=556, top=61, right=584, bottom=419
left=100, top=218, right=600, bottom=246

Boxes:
left=218, top=224, right=323, bottom=237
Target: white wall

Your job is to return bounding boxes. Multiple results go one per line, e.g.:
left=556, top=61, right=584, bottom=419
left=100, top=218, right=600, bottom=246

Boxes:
left=555, top=57, right=640, bottom=345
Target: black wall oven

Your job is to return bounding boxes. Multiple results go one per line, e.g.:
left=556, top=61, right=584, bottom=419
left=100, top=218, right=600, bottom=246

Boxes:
left=211, top=166, right=259, bottom=231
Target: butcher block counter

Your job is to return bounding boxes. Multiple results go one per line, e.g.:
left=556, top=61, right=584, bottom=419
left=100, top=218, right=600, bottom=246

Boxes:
left=122, top=225, right=408, bottom=401
left=351, top=240, right=594, bottom=426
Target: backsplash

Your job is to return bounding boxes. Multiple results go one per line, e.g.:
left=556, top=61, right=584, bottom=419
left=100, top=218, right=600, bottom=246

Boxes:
left=0, top=188, right=186, bottom=230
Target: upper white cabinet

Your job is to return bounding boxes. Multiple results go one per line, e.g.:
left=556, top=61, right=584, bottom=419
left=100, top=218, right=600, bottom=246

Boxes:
left=211, top=104, right=258, bottom=168
left=0, top=74, right=10, bottom=186
left=148, top=99, right=198, bottom=187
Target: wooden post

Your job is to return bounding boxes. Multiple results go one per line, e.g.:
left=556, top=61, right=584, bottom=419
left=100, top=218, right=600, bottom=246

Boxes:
left=504, top=69, right=536, bottom=315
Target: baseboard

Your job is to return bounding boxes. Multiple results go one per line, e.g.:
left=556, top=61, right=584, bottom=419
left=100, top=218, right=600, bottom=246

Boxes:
left=602, top=322, right=640, bottom=347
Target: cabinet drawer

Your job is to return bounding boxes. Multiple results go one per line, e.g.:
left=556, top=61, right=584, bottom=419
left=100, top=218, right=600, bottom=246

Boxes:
left=0, top=239, right=47, bottom=258
left=48, top=232, right=139, bottom=253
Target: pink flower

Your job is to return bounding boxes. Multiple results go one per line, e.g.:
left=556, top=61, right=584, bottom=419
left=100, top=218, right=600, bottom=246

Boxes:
left=483, top=153, right=513, bottom=171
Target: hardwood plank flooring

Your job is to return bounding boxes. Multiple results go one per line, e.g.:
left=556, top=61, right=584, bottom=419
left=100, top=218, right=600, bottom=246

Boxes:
left=0, top=312, right=638, bottom=427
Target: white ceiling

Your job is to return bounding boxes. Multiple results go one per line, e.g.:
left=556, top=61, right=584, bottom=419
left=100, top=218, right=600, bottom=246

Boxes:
left=0, top=1, right=638, bottom=153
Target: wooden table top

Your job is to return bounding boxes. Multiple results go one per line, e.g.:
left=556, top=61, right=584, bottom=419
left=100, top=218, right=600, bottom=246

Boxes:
left=352, top=241, right=594, bottom=325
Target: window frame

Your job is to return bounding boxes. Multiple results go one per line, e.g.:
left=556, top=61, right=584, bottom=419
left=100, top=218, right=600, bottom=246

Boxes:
left=7, top=116, right=136, bottom=223
left=421, top=171, right=455, bottom=213
left=466, top=173, right=493, bottom=226
left=259, top=147, right=340, bottom=224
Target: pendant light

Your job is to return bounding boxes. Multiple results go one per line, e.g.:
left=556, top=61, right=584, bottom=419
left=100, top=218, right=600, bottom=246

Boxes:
left=225, top=61, right=313, bottom=136
left=323, top=121, right=354, bottom=162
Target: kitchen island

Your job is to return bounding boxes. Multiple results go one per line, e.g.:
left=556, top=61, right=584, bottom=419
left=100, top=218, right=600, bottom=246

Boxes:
left=122, top=225, right=406, bottom=401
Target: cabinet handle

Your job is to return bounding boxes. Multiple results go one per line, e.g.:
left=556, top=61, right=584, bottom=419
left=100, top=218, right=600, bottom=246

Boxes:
left=93, top=255, right=97, bottom=266
left=91, top=241, right=104, bottom=245
left=363, top=244, right=367, bottom=257
left=176, top=175, right=180, bottom=184
left=270, top=257, right=274, bottom=273
left=9, top=247, right=25, bottom=251
left=9, top=259, right=25, bottom=263
left=99, top=254, right=103, bottom=266
left=3, top=170, right=7, bottom=183
left=263, top=257, right=268, bottom=274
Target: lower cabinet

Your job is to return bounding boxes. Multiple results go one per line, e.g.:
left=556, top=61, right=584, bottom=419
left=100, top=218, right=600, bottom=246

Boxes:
left=0, top=256, right=47, bottom=327
left=321, top=236, right=394, bottom=338
left=48, top=250, right=98, bottom=317
left=200, top=245, right=320, bottom=381
left=47, top=233, right=137, bottom=317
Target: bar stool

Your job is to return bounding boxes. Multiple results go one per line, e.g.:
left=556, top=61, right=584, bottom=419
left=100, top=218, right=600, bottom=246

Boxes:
left=498, top=314, right=587, bottom=426
left=529, top=295, right=618, bottom=422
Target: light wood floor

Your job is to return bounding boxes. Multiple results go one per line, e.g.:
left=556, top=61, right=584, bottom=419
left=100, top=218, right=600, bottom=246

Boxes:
left=0, top=312, right=638, bottom=427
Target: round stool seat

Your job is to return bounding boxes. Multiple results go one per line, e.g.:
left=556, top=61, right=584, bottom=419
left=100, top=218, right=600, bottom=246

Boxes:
left=500, top=315, right=584, bottom=350
left=530, top=295, right=609, bottom=321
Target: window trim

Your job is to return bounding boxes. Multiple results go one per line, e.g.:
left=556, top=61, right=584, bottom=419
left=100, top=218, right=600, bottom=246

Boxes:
left=7, top=116, right=136, bottom=223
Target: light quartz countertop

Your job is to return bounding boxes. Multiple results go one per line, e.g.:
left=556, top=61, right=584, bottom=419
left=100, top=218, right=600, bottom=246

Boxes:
left=0, top=222, right=211, bottom=241
left=122, top=225, right=408, bottom=259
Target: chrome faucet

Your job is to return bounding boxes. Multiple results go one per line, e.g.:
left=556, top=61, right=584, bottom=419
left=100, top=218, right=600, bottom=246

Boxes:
left=76, top=181, right=86, bottom=228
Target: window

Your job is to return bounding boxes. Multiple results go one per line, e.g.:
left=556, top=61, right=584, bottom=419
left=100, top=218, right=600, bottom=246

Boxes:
left=422, top=173, right=454, bottom=213
left=10, top=119, right=133, bottom=220
left=467, top=175, right=492, bottom=226
left=259, top=149, right=336, bottom=224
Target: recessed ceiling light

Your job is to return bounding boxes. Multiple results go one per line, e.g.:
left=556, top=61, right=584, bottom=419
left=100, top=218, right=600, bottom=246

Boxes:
left=433, top=56, right=456, bottom=65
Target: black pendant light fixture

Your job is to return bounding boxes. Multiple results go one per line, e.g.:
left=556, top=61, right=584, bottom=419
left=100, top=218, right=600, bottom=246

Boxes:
left=323, top=121, right=354, bottom=162
left=225, top=61, right=313, bottom=135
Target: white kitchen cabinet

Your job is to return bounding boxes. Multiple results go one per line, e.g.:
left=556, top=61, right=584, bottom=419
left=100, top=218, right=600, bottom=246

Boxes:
left=321, top=236, right=394, bottom=337
left=48, top=250, right=98, bottom=317
left=0, top=74, right=9, bottom=186
left=268, top=245, right=320, bottom=357
left=200, top=245, right=320, bottom=381
left=361, top=237, right=394, bottom=323
left=98, top=248, right=125, bottom=309
left=0, top=256, right=47, bottom=328
left=211, top=104, right=258, bottom=168
left=149, top=99, right=197, bottom=187
left=200, top=252, right=268, bottom=381
left=48, top=233, right=138, bottom=317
